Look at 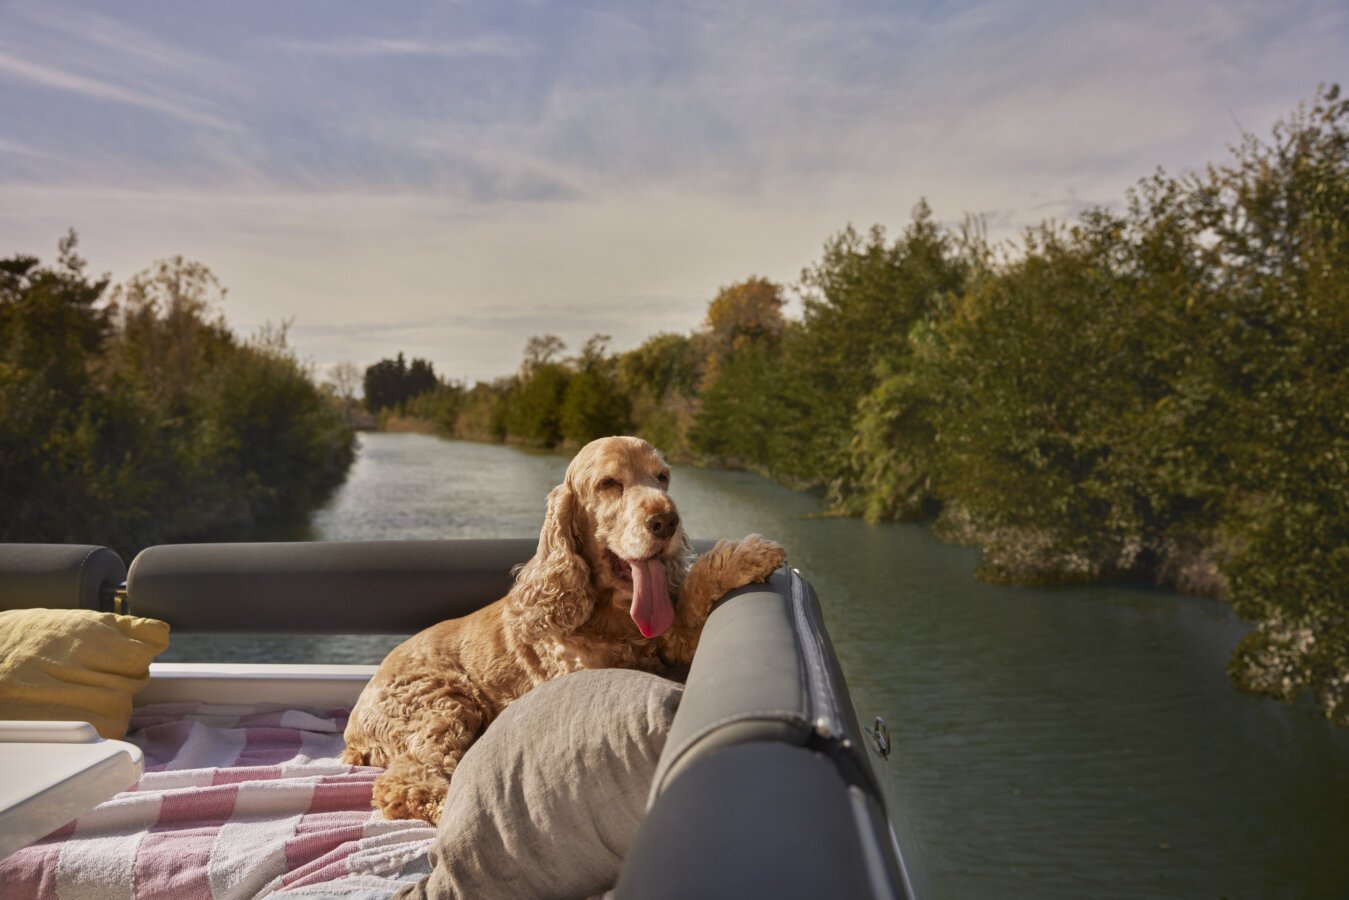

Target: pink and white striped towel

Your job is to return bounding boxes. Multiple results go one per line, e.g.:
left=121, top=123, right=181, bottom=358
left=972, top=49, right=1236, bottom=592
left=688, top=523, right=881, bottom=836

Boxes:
left=0, top=702, right=438, bottom=899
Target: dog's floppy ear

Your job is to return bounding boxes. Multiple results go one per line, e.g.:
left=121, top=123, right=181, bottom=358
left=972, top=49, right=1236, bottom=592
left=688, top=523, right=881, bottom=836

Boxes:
left=510, top=482, right=594, bottom=637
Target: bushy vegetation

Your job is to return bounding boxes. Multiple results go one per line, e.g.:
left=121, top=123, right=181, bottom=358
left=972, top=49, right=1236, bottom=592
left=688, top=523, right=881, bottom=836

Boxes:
left=384, top=87, right=1347, bottom=722
left=363, top=353, right=438, bottom=413
left=375, top=333, right=637, bottom=450
left=0, top=238, right=355, bottom=557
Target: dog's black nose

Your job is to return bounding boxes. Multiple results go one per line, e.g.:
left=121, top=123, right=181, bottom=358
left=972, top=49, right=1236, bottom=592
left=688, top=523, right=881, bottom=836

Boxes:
left=646, top=512, right=679, bottom=539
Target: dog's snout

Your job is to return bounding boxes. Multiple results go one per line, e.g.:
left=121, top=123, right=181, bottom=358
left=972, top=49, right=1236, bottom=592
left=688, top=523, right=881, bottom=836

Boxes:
left=646, top=512, right=679, bottom=539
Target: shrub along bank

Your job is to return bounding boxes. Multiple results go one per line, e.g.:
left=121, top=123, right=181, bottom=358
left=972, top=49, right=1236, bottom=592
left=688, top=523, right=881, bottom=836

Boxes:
left=0, top=239, right=355, bottom=558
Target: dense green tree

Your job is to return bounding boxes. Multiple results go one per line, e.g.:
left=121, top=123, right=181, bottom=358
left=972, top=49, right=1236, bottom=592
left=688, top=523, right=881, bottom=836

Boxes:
left=0, top=241, right=354, bottom=556
left=695, top=204, right=970, bottom=489
left=801, top=204, right=971, bottom=491
left=506, top=336, right=571, bottom=447
left=846, top=359, right=942, bottom=522
left=618, top=332, right=701, bottom=399
left=203, top=323, right=354, bottom=518
left=616, top=332, right=700, bottom=455
left=702, top=277, right=787, bottom=384
left=454, top=378, right=513, bottom=442
left=1200, top=85, right=1349, bottom=723
left=917, top=201, right=1211, bottom=581
left=363, top=354, right=406, bottom=412
left=406, top=357, right=438, bottom=398
left=689, top=340, right=795, bottom=476
left=560, top=335, right=630, bottom=445
left=0, top=233, right=115, bottom=543
left=363, top=353, right=439, bottom=412
left=405, top=381, right=465, bottom=432
left=0, top=231, right=110, bottom=394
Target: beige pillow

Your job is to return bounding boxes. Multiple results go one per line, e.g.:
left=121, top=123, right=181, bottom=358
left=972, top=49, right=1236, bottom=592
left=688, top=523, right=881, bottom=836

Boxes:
left=0, top=608, right=170, bottom=739
left=396, top=669, right=683, bottom=900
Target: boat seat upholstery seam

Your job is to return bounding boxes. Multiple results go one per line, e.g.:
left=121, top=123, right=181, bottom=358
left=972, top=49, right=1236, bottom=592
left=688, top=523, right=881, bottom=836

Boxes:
left=791, top=569, right=844, bottom=737
left=76, top=546, right=102, bottom=610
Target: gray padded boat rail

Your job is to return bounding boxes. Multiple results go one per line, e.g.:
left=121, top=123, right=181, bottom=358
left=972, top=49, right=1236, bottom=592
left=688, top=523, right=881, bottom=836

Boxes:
left=618, top=743, right=891, bottom=900
left=0, top=544, right=126, bottom=613
left=650, top=566, right=881, bottom=802
left=124, top=539, right=539, bottom=633
left=624, top=566, right=914, bottom=900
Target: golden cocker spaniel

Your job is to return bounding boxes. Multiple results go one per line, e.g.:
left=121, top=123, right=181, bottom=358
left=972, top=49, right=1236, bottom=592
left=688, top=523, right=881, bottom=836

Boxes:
left=341, top=435, right=786, bottom=823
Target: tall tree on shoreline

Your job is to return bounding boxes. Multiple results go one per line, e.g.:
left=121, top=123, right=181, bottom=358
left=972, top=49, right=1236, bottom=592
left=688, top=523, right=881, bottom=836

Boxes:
left=1, top=238, right=354, bottom=555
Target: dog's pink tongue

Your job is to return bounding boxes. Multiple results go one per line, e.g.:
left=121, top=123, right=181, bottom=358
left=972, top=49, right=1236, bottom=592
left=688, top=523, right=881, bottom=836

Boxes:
left=628, top=557, right=674, bottom=638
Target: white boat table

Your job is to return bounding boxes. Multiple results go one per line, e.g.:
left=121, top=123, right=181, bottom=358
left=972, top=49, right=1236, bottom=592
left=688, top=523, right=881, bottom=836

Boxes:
left=0, top=720, right=143, bottom=861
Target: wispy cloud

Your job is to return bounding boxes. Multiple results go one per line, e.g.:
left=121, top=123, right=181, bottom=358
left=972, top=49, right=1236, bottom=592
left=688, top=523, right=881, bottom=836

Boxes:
left=0, top=135, right=62, bottom=162
left=269, top=35, right=520, bottom=58
left=0, top=49, right=241, bottom=132
left=1, top=0, right=1344, bottom=381
left=0, top=2, right=246, bottom=139
left=10, top=2, right=233, bottom=78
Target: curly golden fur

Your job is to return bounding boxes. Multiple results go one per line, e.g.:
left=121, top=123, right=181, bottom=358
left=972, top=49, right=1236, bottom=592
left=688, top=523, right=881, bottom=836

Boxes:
left=340, top=436, right=786, bottom=823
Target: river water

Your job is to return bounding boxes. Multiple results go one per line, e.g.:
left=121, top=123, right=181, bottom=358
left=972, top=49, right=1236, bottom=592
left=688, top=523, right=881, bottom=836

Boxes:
left=165, top=432, right=1348, bottom=898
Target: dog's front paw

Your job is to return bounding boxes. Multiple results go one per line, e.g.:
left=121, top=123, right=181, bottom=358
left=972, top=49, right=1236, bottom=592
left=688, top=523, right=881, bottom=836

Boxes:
left=372, top=759, right=448, bottom=825
left=732, top=533, right=787, bottom=583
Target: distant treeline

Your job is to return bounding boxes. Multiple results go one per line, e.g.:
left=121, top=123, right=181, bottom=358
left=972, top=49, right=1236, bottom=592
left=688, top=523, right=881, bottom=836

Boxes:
left=0, top=240, right=355, bottom=557
left=364, top=352, right=438, bottom=414
left=371, top=86, right=1349, bottom=724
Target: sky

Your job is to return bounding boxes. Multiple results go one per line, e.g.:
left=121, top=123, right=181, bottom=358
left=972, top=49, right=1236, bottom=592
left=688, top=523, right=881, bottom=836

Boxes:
left=1, top=1, right=1345, bottom=385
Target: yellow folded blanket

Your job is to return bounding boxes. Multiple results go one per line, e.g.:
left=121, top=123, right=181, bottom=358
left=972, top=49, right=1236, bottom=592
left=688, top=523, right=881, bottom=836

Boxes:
left=0, top=609, right=170, bottom=739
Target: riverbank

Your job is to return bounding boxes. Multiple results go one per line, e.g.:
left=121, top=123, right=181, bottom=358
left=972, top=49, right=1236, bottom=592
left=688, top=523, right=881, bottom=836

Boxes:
left=378, top=412, right=442, bottom=435
left=932, top=505, right=1232, bottom=598
left=377, top=414, right=1233, bottom=592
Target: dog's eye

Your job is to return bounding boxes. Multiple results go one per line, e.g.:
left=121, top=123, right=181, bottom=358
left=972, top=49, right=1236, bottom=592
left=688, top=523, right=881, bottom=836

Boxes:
left=656, top=471, right=670, bottom=486
left=597, top=477, right=622, bottom=492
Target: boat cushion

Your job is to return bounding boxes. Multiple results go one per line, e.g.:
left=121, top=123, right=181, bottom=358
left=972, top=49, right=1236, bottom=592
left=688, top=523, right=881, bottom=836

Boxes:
left=0, top=701, right=438, bottom=897
left=0, top=544, right=125, bottom=613
left=0, top=608, right=170, bottom=739
left=396, top=668, right=683, bottom=900
left=650, top=566, right=869, bottom=801
left=124, top=540, right=536, bottom=633
left=615, top=743, right=882, bottom=900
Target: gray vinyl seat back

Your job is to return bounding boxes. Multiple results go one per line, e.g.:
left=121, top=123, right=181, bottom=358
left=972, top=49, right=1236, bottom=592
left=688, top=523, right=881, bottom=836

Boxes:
left=121, top=539, right=721, bottom=634
left=123, top=539, right=538, bottom=633
left=0, top=544, right=126, bottom=613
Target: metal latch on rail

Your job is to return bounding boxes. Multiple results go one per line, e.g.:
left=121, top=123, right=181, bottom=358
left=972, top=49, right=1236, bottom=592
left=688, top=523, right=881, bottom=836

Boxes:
left=868, top=716, right=891, bottom=760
